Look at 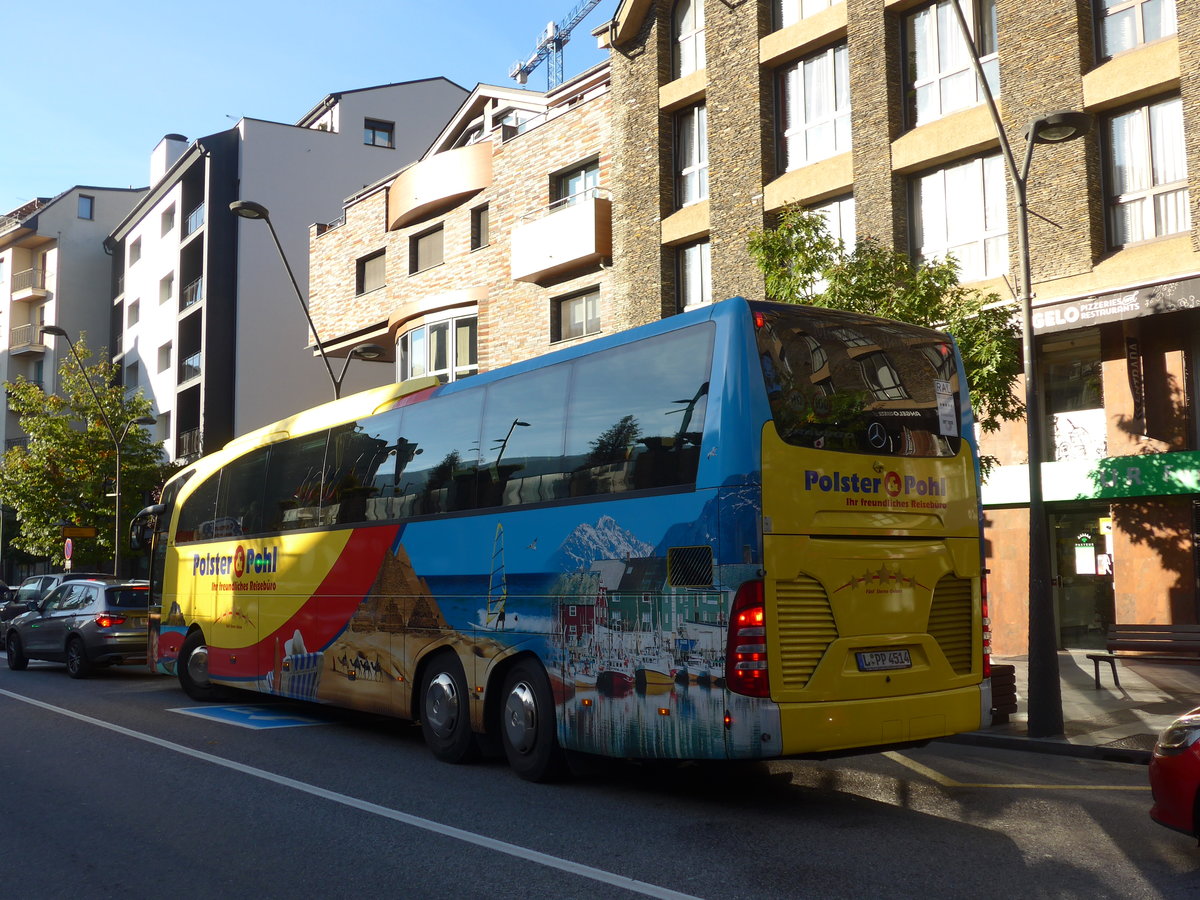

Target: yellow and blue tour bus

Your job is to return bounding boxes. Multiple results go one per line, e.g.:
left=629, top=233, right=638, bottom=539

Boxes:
left=135, top=297, right=990, bottom=781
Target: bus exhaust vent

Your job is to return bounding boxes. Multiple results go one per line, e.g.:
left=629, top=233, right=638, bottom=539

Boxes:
left=667, top=546, right=713, bottom=587
left=928, top=575, right=974, bottom=675
left=775, top=575, right=838, bottom=689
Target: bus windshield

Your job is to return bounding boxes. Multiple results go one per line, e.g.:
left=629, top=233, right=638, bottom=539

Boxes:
left=752, top=303, right=962, bottom=458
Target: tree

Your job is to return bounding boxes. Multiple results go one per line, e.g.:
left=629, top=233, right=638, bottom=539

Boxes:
left=0, top=337, right=172, bottom=567
left=747, top=204, right=1023, bottom=462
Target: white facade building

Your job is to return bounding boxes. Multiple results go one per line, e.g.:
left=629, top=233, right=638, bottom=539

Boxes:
left=109, top=78, right=468, bottom=461
left=0, top=187, right=147, bottom=449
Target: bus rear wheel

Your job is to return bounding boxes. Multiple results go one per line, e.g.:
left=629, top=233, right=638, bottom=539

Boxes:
left=178, top=630, right=219, bottom=701
left=500, top=659, right=567, bottom=782
left=420, top=653, right=477, bottom=764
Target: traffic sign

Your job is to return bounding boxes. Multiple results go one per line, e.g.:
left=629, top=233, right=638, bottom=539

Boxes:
left=64, top=538, right=73, bottom=560
left=61, top=526, right=97, bottom=539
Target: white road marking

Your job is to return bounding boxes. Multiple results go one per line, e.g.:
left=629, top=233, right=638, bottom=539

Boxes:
left=0, top=688, right=701, bottom=900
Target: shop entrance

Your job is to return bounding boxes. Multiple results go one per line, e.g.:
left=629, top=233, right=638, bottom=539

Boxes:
left=1050, top=507, right=1116, bottom=649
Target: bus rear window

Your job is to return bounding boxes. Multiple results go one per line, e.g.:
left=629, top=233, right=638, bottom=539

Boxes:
left=753, top=304, right=963, bottom=457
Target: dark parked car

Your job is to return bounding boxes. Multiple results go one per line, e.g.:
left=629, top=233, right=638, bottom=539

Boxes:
left=5, top=578, right=150, bottom=678
left=1, top=572, right=111, bottom=636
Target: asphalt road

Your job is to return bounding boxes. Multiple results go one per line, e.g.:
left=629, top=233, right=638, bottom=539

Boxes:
left=1, top=660, right=1197, bottom=899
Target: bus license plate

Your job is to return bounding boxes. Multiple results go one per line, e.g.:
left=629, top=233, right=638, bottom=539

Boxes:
left=856, top=650, right=912, bottom=672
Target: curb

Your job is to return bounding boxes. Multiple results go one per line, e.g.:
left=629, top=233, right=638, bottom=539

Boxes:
left=942, top=731, right=1152, bottom=765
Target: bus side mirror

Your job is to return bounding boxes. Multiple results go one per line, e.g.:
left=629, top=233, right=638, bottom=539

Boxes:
left=129, top=503, right=165, bottom=553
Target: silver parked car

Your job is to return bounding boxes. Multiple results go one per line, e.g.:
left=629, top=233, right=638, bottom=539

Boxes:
left=5, top=578, right=150, bottom=678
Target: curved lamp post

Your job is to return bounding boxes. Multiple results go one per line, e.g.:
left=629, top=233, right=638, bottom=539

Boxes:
left=948, top=0, right=1092, bottom=737
left=39, top=325, right=155, bottom=576
left=230, top=200, right=379, bottom=400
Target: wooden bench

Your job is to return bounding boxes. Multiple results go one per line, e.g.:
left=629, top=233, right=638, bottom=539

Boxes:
left=1086, top=624, right=1200, bottom=689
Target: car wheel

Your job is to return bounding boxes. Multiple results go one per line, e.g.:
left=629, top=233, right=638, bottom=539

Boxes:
left=6, top=633, right=27, bottom=671
left=178, top=630, right=219, bottom=701
left=66, top=637, right=92, bottom=679
left=500, top=658, right=567, bottom=782
left=420, top=651, right=477, bottom=764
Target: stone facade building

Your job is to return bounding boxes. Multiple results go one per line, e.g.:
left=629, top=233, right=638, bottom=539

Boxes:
left=602, top=0, right=1200, bottom=654
left=308, top=65, right=612, bottom=387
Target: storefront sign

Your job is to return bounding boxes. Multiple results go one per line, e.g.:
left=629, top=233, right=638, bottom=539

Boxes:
left=1032, top=276, right=1200, bottom=334
left=1126, top=336, right=1145, bottom=433
left=982, top=449, right=1200, bottom=505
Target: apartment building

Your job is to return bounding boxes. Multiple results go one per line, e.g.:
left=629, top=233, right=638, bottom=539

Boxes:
left=107, top=79, right=469, bottom=462
left=603, top=0, right=1200, bottom=653
left=308, top=64, right=612, bottom=385
left=0, top=187, right=146, bottom=449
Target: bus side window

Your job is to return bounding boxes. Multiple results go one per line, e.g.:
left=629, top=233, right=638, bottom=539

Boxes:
left=478, top=365, right=569, bottom=509
left=262, top=432, right=333, bottom=531
left=175, top=472, right=220, bottom=543
left=395, top=391, right=482, bottom=515
left=325, top=409, right=405, bottom=526
left=565, top=325, right=713, bottom=497
left=214, top=446, right=269, bottom=536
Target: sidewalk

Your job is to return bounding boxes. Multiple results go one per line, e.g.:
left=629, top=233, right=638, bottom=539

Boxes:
left=945, top=650, right=1200, bottom=764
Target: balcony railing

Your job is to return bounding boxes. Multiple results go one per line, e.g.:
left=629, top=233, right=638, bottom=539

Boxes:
left=4, top=437, right=29, bottom=452
left=177, top=427, right=201, bottom=459
left=12, top=268, right=45, bottom=293
left=182, top=276, right=204, bottom=310
left=9, top=324, right=40, bottom=348
left=184, top=203, right=206, bottom=237
left=179, top=351, right=202, bottom=382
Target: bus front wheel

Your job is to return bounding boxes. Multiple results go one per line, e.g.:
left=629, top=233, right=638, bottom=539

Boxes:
left=500, top=659, right=567, bottom=782
left=420, top=653, right=477, bottom=764
left=178, top=630, right=219, bottom=701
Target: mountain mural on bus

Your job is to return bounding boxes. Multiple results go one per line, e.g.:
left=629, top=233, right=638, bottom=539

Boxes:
left=158, top=484, right=772, bottom=759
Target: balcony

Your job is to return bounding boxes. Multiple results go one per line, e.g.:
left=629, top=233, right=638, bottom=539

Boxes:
left=387, top=142, right=493, bottom=230
left=179, top=351, right=201, bottom=383
left=9, top=324, right=45, bottom=355
left=11, top=268, right=48, bottom=302
left=4, top=437, right=29, bottom=452
left=184, top=203, right=206, bottom=238
left=181, top=276, right=204, bottom=311
left=177, top=427, right=201, bottom=460
left=510, top=190, right=612, bottom=284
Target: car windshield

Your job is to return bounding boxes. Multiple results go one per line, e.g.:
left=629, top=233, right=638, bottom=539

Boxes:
left=107, top=588, right=149, bottom=609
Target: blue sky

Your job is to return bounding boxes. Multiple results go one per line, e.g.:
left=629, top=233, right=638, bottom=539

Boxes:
left=0, top=0, right=618, bottom=213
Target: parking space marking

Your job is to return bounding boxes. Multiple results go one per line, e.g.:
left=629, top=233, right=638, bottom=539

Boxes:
left=883, top=751, right=1150, bottom=790
left=170, top=705, right=327, bottom=729
left=0, top=688, right=701, bottom=900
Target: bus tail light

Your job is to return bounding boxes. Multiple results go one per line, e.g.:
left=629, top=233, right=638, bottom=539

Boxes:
left=95, top=614, right=126, bottom=628
left=981, top=573, right=991, bottom=679
left=726, top=580, right=769, bottom=698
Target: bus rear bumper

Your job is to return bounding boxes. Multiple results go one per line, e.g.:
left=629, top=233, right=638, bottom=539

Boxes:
left=775, top=684, right=985, bottom=757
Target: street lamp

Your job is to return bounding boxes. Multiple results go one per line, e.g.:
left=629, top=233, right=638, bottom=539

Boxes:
left=229, top=199, right=353, bottom=401
left=333, top=343, right=387, bottom=400
left=39, top=325, right=156, bottom=576
left=948, top=1, right=1092, bottom=737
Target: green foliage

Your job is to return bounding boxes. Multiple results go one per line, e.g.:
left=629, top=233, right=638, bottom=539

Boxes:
left=747, top=205, right=1024, bottom=467
left=0, top=338, right=173, bottom=566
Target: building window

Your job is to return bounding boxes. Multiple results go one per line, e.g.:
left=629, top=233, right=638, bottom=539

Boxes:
left=554, top=288, right=601, bottom=342
left=471, top=205, right=490, bottom=250
left=409, top=226, right=444, bottom=274
left=673, top=0, right=706, bottom=79
left=364, top=119, right=395, bottom=148
left=129, top=238, right=141, bottom=266
left=778, top=43, right=851, bottom=171
left=775, top=0, right=842, bottom=29
left=1042, top=332, right=1106, bottom=461
left=32, top=359, right=44, bottom=390
left=554, top=161, right=600, bottom=210
left=813, top=195, right=856, bottom=247
left=911, top=154, right=1007, bottom=282
left=904, top=0, right=998, bottom=128
left=676, top=104, right=708, bottom=208
left=127, top=300, right=140, bottom=327
left=356, top=250, right=386, bottom=294
left=125, top=361, right=139, bottom=390
left=78, top=195, right=94, bottom=220
left=161, top=204, right=176, bottom=236
left=159, top=272, right=175, bottom=304
left=397, top=313, right=478, bottom=383
left=158, top=343, right=172, bottom=373
left=678, top=240, right=712, bottom=311
left=1099, top=0, right=1177, bottom=58
left=1106, top=95, right=1189, bottom=246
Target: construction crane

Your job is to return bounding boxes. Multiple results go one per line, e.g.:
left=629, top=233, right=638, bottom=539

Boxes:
left=509, top=0, right=604, bottom=91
